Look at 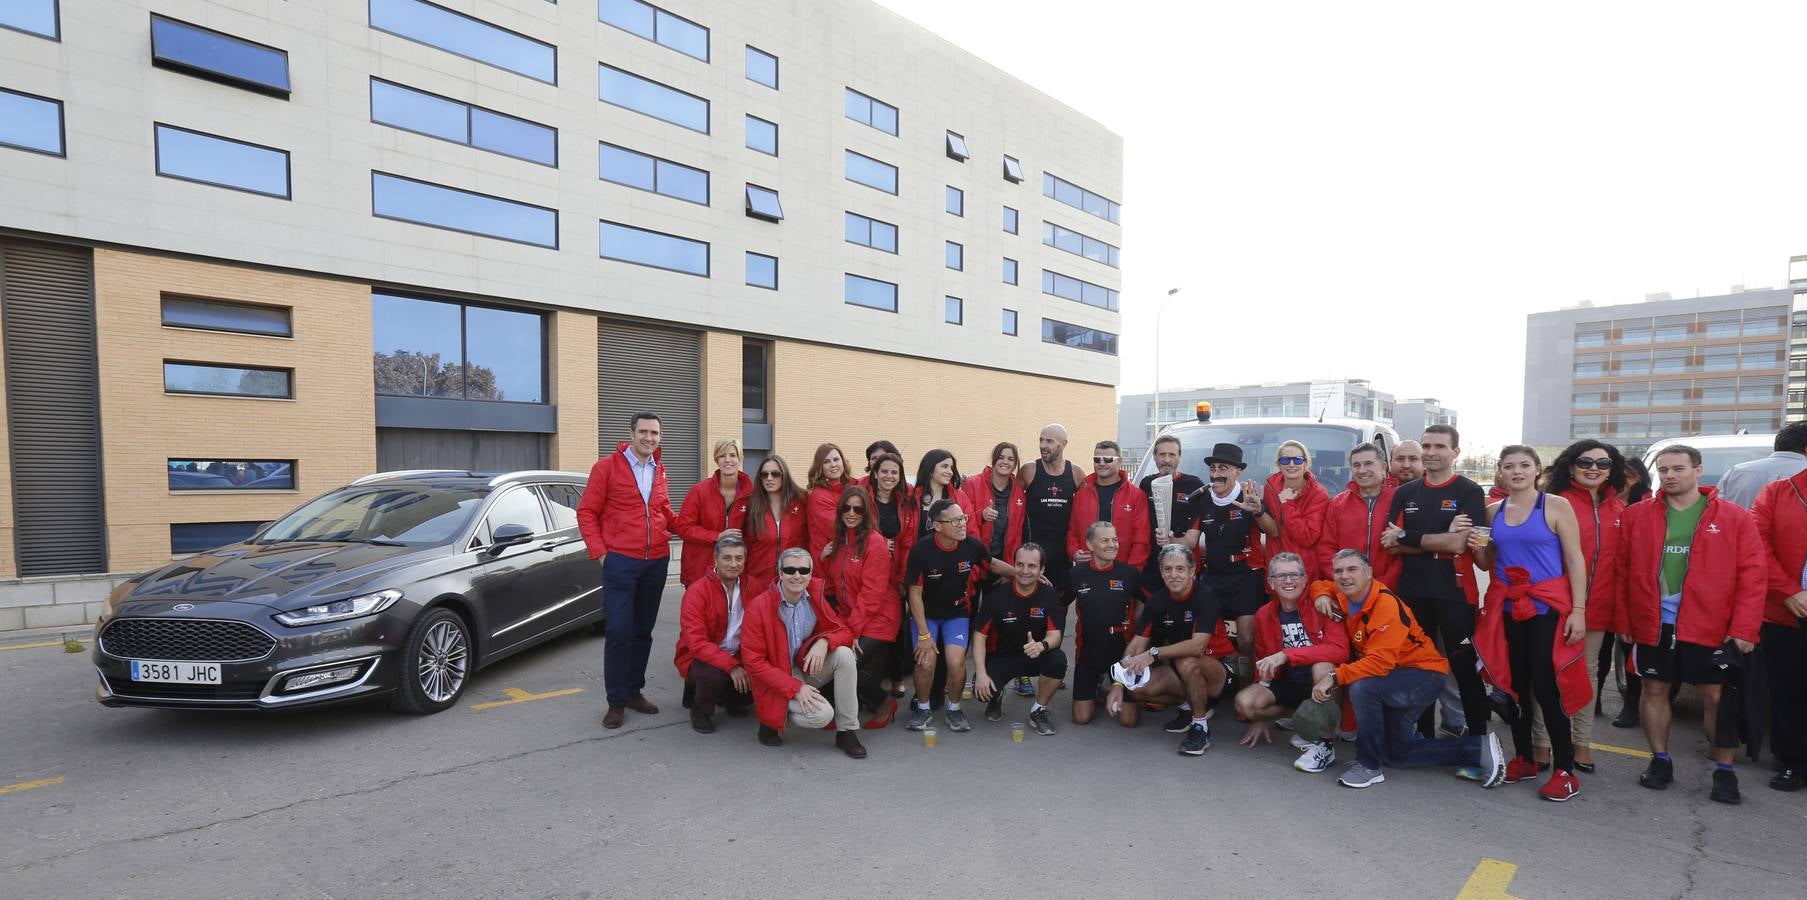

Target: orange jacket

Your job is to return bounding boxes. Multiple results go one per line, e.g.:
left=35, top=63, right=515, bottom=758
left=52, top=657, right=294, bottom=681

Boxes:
left=1310, top=579, right=1449, bottom=685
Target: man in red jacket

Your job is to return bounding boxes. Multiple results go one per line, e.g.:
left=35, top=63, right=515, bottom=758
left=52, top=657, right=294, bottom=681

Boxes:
left=1318, top=442, right=1401, bottom=590
left=675, top=535, right=751, bottom=733
left=739, top=549, right=868, bottom=758
left=1616, top=444, right=1764, bottom=804
left=1068, top=440, right=1151, bottom=571
left=1748, top=468, right=1807, bottom=791
left=578, top=413, right=677, bottom=730
left=1236, top=552, right=1350, bottom=774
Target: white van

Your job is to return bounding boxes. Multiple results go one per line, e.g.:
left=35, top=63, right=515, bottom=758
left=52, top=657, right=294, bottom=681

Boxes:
left=1132, top=404, right=1401, bottom=495
left=1642, top=433, right=1775, bottom=487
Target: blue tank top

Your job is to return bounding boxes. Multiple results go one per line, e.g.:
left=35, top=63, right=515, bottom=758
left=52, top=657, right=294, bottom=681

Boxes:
left=1492, top=493, right=1564, bottom=614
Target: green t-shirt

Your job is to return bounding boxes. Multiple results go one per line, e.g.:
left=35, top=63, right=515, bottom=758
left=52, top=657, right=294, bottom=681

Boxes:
left=1660, top=495, right=1708, bottom=596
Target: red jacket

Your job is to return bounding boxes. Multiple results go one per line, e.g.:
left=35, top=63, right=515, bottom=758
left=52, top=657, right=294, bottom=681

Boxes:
left=1751, top=471, right=1807, bottom=629
left=1558, top=484, right=1626, bottom=632
left=673, top=572, right=745, bottom=679
left=827, top=530, right=896, bottom=641
left=1319, top=485, right=1401, bottom=590
left=881, top=487, right=920, bottom=595
left=743, top=495, right=809, bottom=598
left=1613, top=487, right=1765, bottom=647
left=739, top=581, right=852, bottom=732
left=577, top=442, right=674, bottom=560
left=673, top=471, right=752, bottom=587
left=1067, top=475, right=1152, bottom=568
left=959, top=468, right=1027, bottom=564
left=1477, top=569, right=1592, bottom=715
left=1251, top=597, right=1350, bottom=670
left=805, top=482, right=850, bottom=562
left=1264, top=472, right=1330, bottom=579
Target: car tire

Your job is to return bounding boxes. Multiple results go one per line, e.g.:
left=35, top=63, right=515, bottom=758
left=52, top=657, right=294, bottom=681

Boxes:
left=389, top=607, right=472, bottom=715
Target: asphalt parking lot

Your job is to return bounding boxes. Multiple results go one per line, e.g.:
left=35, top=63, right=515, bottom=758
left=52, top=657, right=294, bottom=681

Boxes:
left=2, top=587, right=1803, bottom=899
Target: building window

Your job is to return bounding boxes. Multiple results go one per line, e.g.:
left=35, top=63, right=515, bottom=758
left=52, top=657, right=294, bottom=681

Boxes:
left=1653, top=315, right=1692, bottom=343
left=371, top=78, right=556, bottom=166
left=1003, top=155, right=1023, bottom=183
left=1741, top=343, right=1784, bottom=370
left=944, top=296, right=963, bottom=325
left=844, top=87, right=899, bottom=135
left=1002, top=308, right=1018, bottom=336
left=155, top=124, right=290, bottom=198
left=1615, top=319, right=1652, bottom=345
left=0, top=88, right=64, bottom=156
left=1741, top=377, right=1783, bottom=404
left=946, top=185, right=963, bottom=216
left=1002, top=206, right=1018, bottom=234
left=598, top=142, right=708, bottom=205
left=745, top=114, right=778, bottom=155
left=169, top=459, right=295, bottom=491
left=745, top=45, right=778, bottom=88
left=1042, top=318, right=1118, bottom=355
left=171, top=522, right=264, bottom=555
left=373, top=294, right=544, bottom=402
left=1, top=0, right=57, bottom=40
left=150, top=15, right=290, bottom=98
left=745, top=252, right=777, bottom=290
left=599, top=64, right=709, bottom=133
left=1041, top=268, right=1119, bottom=311
left=844, top=149, right=898, bottom=194
left=1003, top=258, right=1018, bottom=285
left=743, top=339, right=770, bottom=422
left=845, top=274, right=898, bottom=312
left=161, top=295, right=291, bottom=337
left=945, top=241, right=963, bottom=271
left=1042, top=221, right=1121, bottom=267
left=946, top=131, right=969, bottom=161
left=1043, top=171, right=1121, bottom=224
left=598, top=0, right=708, bottom=62
left=164, top=362, right=293, bottom=398
left=371, top=172, right=557, bottom=248
left=598, top=220, right=709, bottom=276
left=1744, top=307, right=1787, bottom=336
left=1650, top=383, right=1687, bottom=406
left=844, top=212, right=898, bottom=253
left=1615, top=351, right=1651, bottom=376
left=745, top=184, right=783, bottom=221
left=369, top=0, right=556, bottom=84
left=1699, top=311, right=1742, bottom=339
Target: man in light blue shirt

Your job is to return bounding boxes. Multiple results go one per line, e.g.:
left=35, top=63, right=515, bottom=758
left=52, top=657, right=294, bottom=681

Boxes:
left=1718, top=424, right=1807, bottom=509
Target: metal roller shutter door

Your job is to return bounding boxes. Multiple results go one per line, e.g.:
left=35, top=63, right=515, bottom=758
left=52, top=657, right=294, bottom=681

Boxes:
left=2, top=241, right=106, bottom=575
left=375, top=428, right=549, bottom=472
left=598, top=320, right=702, bottom=497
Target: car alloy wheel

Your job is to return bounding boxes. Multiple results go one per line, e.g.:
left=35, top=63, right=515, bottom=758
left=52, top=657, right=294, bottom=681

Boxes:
left=419, top=619, right=468, bottom=702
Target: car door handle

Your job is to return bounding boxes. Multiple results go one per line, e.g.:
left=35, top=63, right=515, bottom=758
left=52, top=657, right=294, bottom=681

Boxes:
left=537, top=541, right=562, bottom=552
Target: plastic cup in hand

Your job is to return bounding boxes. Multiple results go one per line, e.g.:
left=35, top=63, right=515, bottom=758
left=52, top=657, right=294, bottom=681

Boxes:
left=1473, top=526, right=1492, bottom=547
left=1011, top=723, right=1025, bottom=742
left=923, top=728, right=937, bottom=748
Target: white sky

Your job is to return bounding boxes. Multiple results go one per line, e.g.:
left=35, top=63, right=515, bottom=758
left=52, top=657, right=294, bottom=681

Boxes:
left=874, top=0, right=1807, bottom=453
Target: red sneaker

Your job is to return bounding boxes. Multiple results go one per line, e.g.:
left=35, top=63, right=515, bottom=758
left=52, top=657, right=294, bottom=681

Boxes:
left=1539, top=770, right=1581, bottom=802
left=1504, top=758, right=1541, bottom=784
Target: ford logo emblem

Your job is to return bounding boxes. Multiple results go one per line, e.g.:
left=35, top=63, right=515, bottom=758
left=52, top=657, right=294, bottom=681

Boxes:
left=172, top=603, right=194, bottom=612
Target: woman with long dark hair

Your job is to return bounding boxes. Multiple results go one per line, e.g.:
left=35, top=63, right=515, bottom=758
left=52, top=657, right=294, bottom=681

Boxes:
left=1623, top=457, right=1652, bottom=504
left=743, top=455, right=807, bottom=596
left=868, top=452, right=918, bottom=698
left=914, top=449, right=964, bottom=539
left=823, top=484, right=898, bottom=727
left=961, top=442, right=1028, bottom=580
left=804, top=443, right=851, bottom=563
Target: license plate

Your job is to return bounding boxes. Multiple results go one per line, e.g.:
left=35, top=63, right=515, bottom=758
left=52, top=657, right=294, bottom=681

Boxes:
left=130, top=660, right=222, bottom=684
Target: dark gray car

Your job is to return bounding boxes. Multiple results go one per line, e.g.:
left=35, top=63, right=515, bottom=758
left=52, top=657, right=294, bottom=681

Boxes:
left=93, top=470, right=601, bottom=713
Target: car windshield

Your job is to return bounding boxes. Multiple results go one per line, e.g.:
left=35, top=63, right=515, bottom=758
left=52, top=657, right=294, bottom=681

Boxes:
left=1133, top=423, right=1366, bottom=495
left=257, top=485, right=488, bottom=546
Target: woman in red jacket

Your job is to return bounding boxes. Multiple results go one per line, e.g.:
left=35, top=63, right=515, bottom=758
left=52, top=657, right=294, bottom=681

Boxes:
left=961, top=442, right=1028, bottom=579
left=1751, top=468, right=1807, bottom=791
left=804, top=443, right=851, bottom=563
left=1530, top=439, right=1627, bottom=772
left=823, top=484, right=898, bottom=726
left=1265, top=440, right=1330, bottom=579
left=868, top=452, right=918, bottom=697
left=743, top=455, right=808, bottom=596
left=673, top=438, right=752, bottom=587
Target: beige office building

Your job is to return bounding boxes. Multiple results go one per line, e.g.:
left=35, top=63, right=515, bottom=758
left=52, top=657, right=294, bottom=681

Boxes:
left=0, top=0, right=1122, bottom=626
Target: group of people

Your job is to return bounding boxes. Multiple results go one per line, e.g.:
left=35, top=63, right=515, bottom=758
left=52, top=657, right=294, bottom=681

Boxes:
left=574, top=412, right=1806, bottom=808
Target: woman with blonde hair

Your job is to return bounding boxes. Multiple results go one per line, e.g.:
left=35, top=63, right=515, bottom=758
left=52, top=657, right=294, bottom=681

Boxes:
left=673, top=438, right=752, bottom=587
left=1264, top=440, right=1330, bottom=579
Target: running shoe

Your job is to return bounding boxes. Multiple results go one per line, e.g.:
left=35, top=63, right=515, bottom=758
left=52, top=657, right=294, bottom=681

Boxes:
left=945, top=708, right=972, bottom=732
left=906, top=705, right=933, bottom=731
left=1294, top=741, right=1336, bottom=774
left=1163, top=709, right=1193, bottom=733
left=1290, top=733, right=1311, bottom=751
left=1710, top=768, right=1742, bottom=805
left=1275, top=716, right=1295, bottom=731
left=1030, top=706, right=1055, bottom=736
left=1478, top=731, right=1508, bottom=788
left=1639, top=756, right=1674, bottom=790
left=1178, top=722, right=1212, bottom=756
left=984, top=694, right=1004, bottom=722
left=1015, top=675, right=1035, bottom=697
left=1455, top=766, right=1485, bottom=782
left=1539, top=770, right=1580, bottom=802
left=1339, top=763, right=1386, bottom=788
left=1503, top=758, right=1540, bottom=784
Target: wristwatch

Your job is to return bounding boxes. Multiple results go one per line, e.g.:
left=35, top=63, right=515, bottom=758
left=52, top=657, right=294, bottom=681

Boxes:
left=1148, top=646, right=1160, bottom=660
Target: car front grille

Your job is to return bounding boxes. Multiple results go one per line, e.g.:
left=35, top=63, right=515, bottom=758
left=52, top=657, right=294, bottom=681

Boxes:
left=103, top=674, right=267, bottom=702
left=100, top=618, right=276, bottom=662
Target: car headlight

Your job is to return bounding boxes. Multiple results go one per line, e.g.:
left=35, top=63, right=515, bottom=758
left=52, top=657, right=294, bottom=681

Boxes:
left=274, top=589, right=402, bottom=626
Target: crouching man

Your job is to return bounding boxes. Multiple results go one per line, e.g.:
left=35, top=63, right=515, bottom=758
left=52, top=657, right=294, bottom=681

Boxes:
left=1236, top=552, right=1350, bottom=773
left=740, top=548, right=868, bottom=758
left=1104, top=545, right=1236, bottom=756
left=676, top=535, right=753, bottom=732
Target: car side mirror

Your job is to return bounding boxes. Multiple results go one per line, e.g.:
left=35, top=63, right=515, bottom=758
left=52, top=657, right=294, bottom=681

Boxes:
left=489, top=523, right=535, bottom=553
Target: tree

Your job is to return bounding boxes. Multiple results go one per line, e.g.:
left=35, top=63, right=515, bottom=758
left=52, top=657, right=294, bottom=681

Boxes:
left=372, top=350, right=504, bottom=400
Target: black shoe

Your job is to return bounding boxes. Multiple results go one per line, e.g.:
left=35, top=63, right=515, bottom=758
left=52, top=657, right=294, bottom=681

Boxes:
left=758, top=725, right=784, bottom=747
left=985, top=694, right=1003, bottom=722
left=1710, top=768, right=1742, bottom=805
left=1163, top=709, right=1194, bottom=734
left=1770, top=769, right=1804, bottom=792
left=1178, top=722, right=1212, bottom=756
left=690, top=710, right=715, bottom=734
left=1639, top=756, right=1673, bottom=790
left=1612, top=706, right=1640, bottom=729
left=835, top=731, right=868, bottom=759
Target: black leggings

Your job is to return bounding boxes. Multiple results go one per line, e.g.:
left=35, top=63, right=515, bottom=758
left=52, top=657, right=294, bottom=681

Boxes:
left=1404, top=594, right=1492, bottom=737
left=1505, top=611, right=1573, bottom=771
left=856, top=636, right=894, bottom=711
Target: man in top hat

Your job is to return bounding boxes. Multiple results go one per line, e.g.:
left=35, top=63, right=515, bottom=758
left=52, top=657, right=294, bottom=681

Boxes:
left=1184, top=442, right=1279, bottom=665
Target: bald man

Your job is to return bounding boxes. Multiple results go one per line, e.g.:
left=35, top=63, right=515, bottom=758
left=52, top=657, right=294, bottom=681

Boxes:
left=1023, top=424, right=1083, bottom=593
left=1389, top=440, right=1424, bottom=488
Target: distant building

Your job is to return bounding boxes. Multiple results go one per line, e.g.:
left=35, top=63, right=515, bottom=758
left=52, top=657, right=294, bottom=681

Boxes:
left=1117, top=379, right=1396, bottom=462
left=1393, top=399, right=1458, bottom=440
left=1790, top=257, right=1807, bottom=423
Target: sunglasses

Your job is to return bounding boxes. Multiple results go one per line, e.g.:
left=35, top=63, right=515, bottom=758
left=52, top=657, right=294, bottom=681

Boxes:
left=759, top=470, right=783, bottom=479
left=1093, top=456, right=1119, bottom=464
left=1277, top=456, right=1306, bottom=466
left=780, top=566, right=812, bottom=576
left=840, top=504, right=866, bottom=513
left=1573, top=457, right=1612, bottom=470
left=938, top=515, right=968, bottom=525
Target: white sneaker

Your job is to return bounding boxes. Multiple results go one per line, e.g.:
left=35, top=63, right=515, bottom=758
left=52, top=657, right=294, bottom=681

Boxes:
left=1294, top=741, right=1336, bottom=774
left=1290, top=733, right=1311, bottom=751
left=1275, top=717, right=1295, bottom=731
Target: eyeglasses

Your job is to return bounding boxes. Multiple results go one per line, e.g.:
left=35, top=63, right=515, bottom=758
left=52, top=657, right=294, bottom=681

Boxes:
left=937, top=515, right=969, bottom=525
left=1093, top=456, right=1118, bottom=464
left=1277, top=456, right=1306, bottom=466
left=1573, top=457, right=1612, bottom=470
left=840, top=504, right=866, bottom=514
left=1271, top=572, right=1306, bottom=581
left=759, top=471, right=783, bottom=479
left=780, top=566, right=812, bottom=576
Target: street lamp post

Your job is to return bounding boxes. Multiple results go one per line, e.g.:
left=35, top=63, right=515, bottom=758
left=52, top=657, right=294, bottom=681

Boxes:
left=1154, top=287, right=1180, bottom=439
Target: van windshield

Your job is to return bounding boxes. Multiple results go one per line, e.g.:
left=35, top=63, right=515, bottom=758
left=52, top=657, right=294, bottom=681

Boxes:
left=1133, top=423, right=1366, bottom=495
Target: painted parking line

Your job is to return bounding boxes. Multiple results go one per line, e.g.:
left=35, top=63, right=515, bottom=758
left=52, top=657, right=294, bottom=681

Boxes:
left=0, top=637, right=89, bottom=652
left=1589, top=741, right=1649, bottom=759
left=0, top=776, right=65, bottom=796
left=471, top=687, right=584, bottom=711
left=1456, top=858, right=1522, bottom=900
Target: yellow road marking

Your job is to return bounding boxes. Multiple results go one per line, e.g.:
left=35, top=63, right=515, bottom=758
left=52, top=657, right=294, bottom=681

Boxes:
left=0, top=776, right=64, bottom=795
left=1589, top=741, right=1649, bottom=759
left=471, top=687, right=583, bottom=711
left=0, top=638, right=89, bottom=652
left=1456, top=858, right=1522, bottom=900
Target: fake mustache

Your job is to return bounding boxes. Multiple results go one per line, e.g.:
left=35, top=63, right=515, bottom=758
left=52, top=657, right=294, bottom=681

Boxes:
left=1210, top=476, right=1229, bottom=485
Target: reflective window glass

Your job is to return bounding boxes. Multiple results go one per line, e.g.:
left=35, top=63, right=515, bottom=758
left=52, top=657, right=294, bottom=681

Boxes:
left=598, top=142, right=708, bottom=205
left=946, top=185, right=963, bottom=216
left=155, top=124, right=289, bottom=198
left=0, top=0, right=57, bottom=39
left=1003, top=258, right=1018, bottom=285
left=1041, top=318, right=1118, bottom=355
left=745, top=184, right=783, bottom=221
left=1002, top=155, right=1023, bottom=183
left=1043, top=171, right=1120, bottom=223
left=168, top=459, right=295, bottom=491
left=1002, top=206, right=1018, bottom=234
left=746, top=252, right=777, bottom=289
left=369, top=0, right=556, bottom=84
left=171, top=522, right=263, bottom=554
left=844, top=88, right=898, bottom=135
left=746, top=115, right=777, bottom=155
left=944, top=296, right=963, bottom=325
left=150, top=15, right=290, bottom=96
left=1042, top=221, right=1119, bottom=268
left=844, top=150, right=897, bottom=194
left=845, top=274, right=897, bottom=312
left=600, top=64, right=709, bottom=133
left=465, top=306, right=544, bottom=402
left=371, top=79, right=556, bottom=166
left=1002, top=308, right=1018, bottom=336
left=746, top=45, right=778, bottom=88
left=0, top=89, right=63, bottom=156
left=164, top=362, right=292, bottom=398
left=844, top=212, right=897, bottom=253
left=599, top=0, right=708, bottom=61
left=1039, top=268, right=1118, bottom=311
left=945, top=241, right=962, bottom=271
left=946, top=131, right=969, bottom=161
left=479, top=488, right=550, bottom=544
left=599, top=220, right=709, bottom=275
left=371, top=172, right=557, bottom=247
left=538, top=484, right=582, bottom=530
left=161, top=295, right=291, bottom=336
left=372, top=295, right=462, bottom=398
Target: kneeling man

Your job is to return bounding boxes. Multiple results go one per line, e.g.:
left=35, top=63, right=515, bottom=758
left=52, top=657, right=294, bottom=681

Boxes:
left=1235, top=552, right=1349, bottom=773
left=741, top=548, right=868, bottom=758
left=973, top=542, right=1067, bottom=736
left=1104, top=545, right=1235, bottom=755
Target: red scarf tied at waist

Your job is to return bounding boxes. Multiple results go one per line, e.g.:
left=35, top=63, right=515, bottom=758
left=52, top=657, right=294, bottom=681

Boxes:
left=1476, top=566, right=1593, bottom=716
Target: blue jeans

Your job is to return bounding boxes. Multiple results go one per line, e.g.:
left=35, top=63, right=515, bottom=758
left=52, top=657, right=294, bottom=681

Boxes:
left=1348, top=667, right=1487, bottom=771
left=601, top=553, right=670, bottom=706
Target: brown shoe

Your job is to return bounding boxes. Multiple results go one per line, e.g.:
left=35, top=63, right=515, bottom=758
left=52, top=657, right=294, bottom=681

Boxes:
left=602, top=706, right=625, bottom=729
left=835, top=731, right=868, bottom=759
left=625, top=693, right=660, bottom=715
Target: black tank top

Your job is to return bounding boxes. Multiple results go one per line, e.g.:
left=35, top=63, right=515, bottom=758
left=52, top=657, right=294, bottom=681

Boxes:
left=1025, top=461, right=1079, bottom=552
